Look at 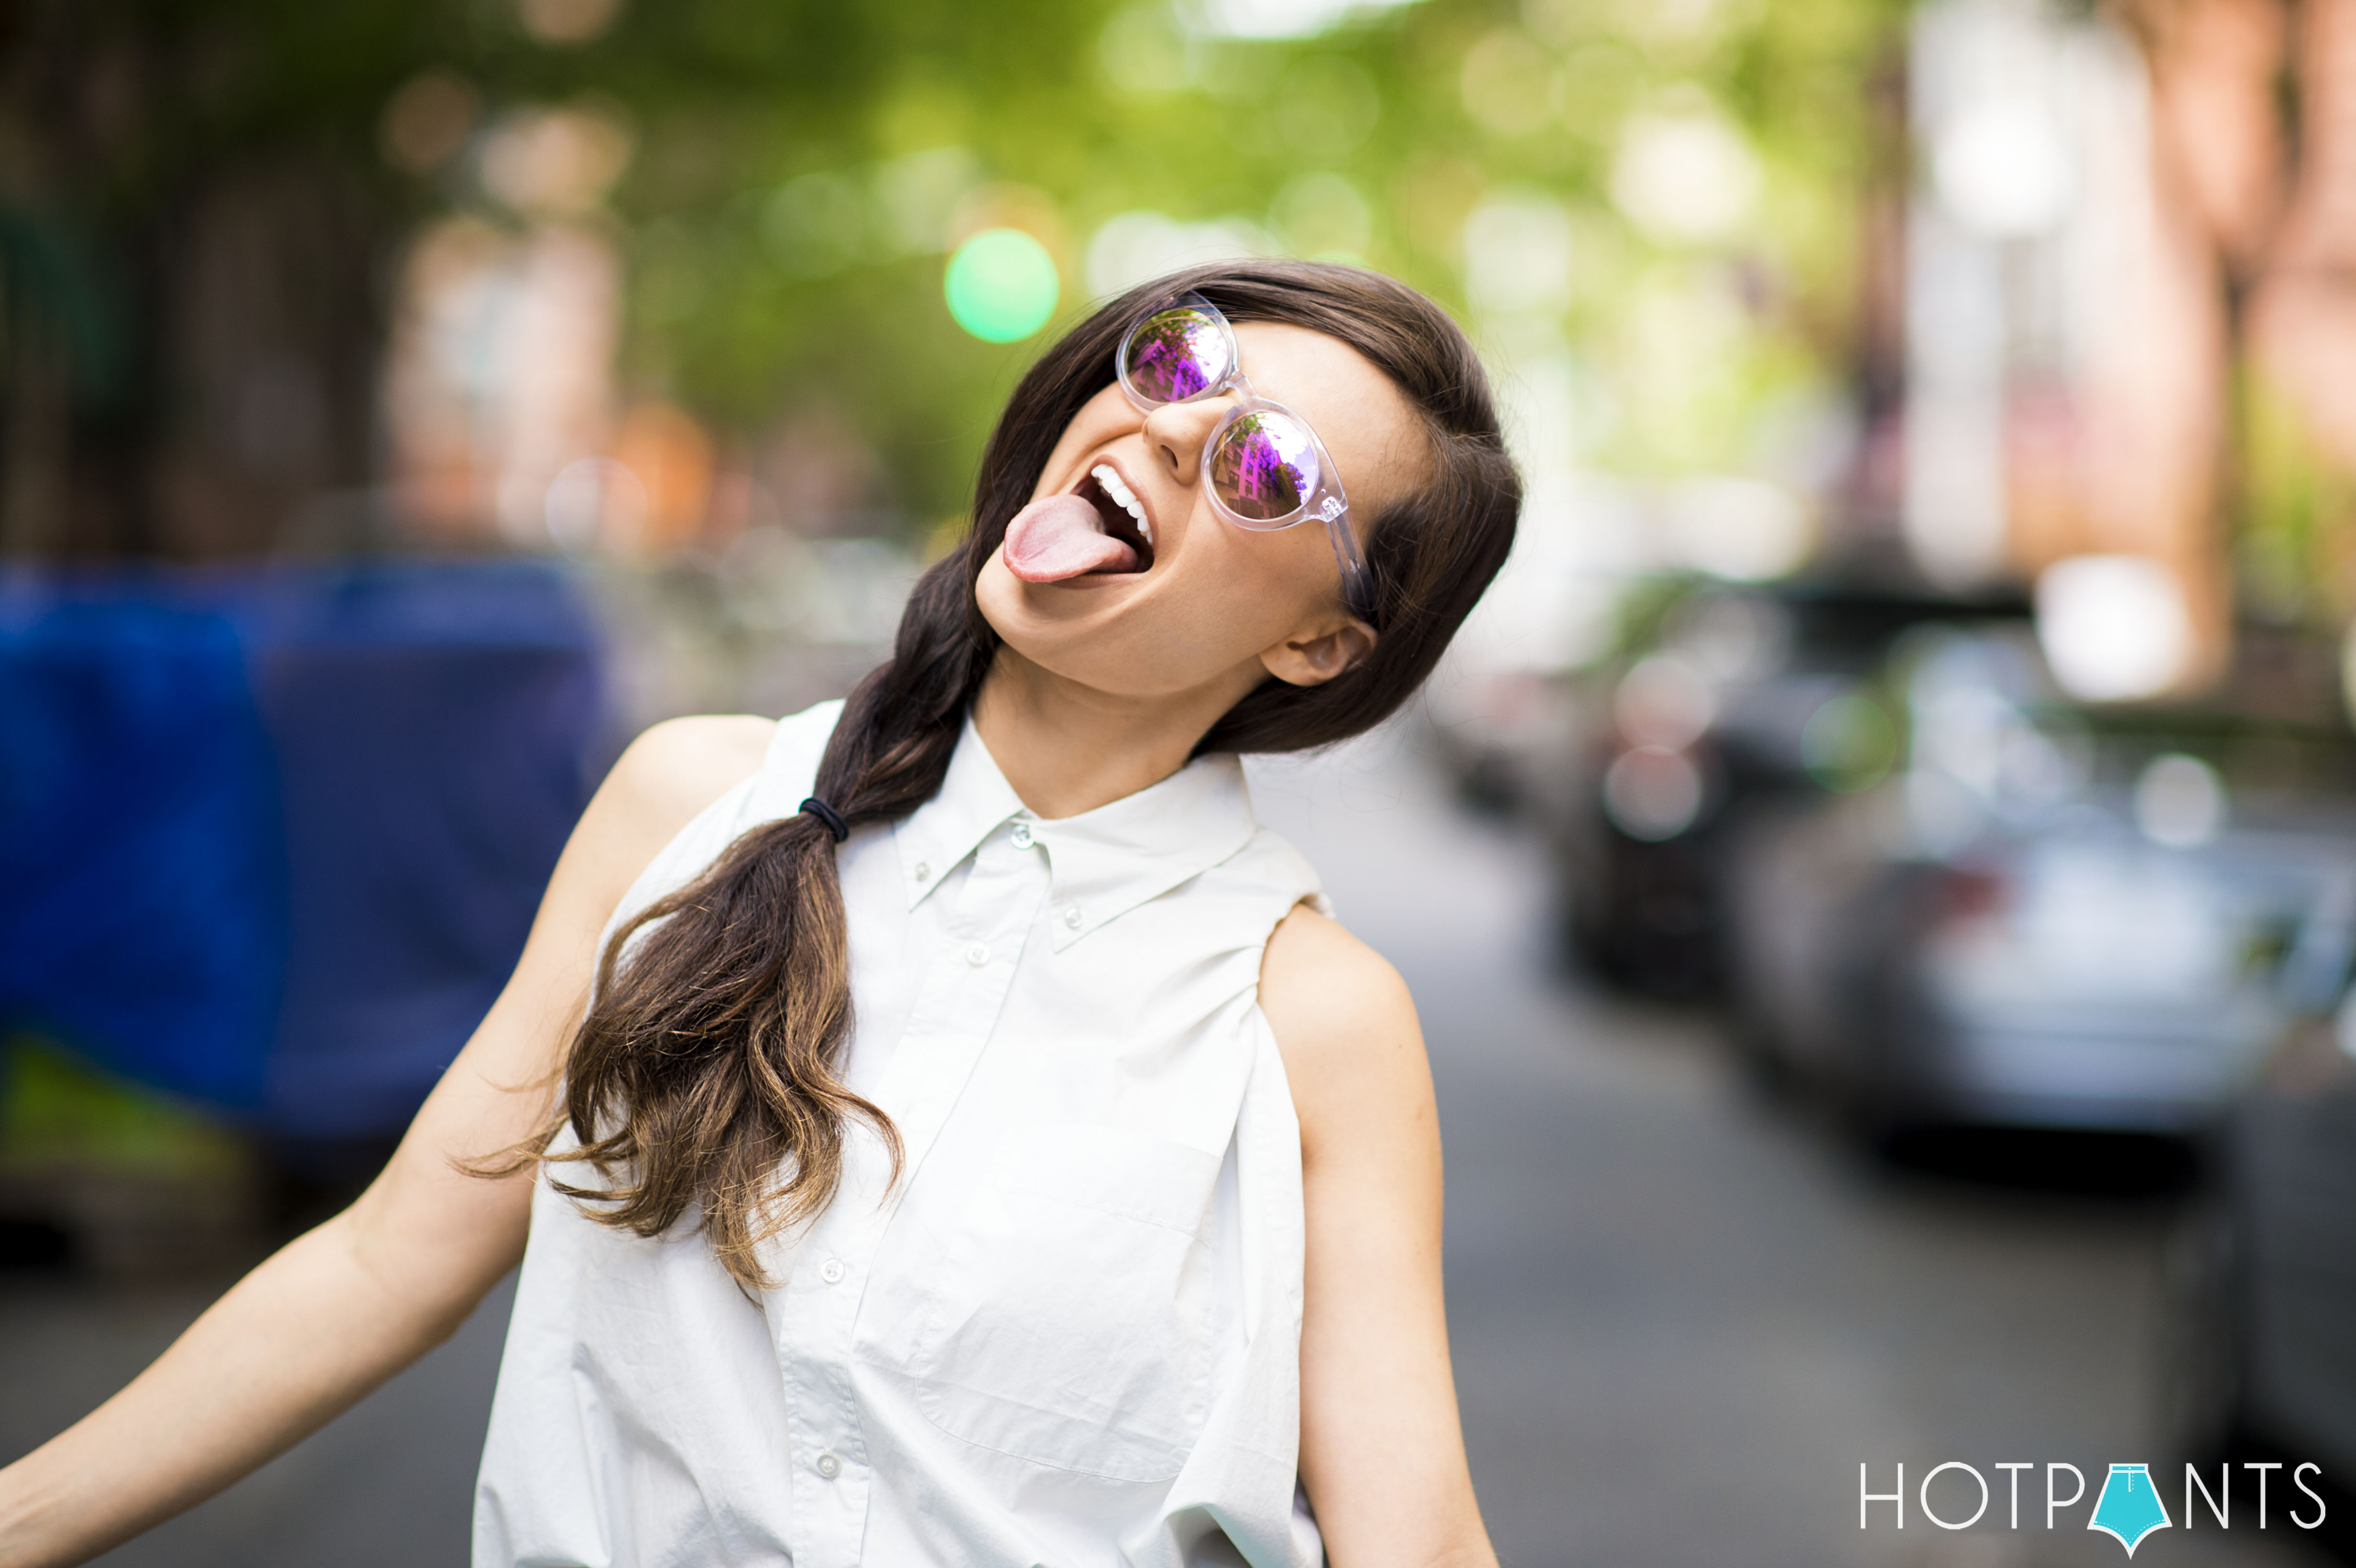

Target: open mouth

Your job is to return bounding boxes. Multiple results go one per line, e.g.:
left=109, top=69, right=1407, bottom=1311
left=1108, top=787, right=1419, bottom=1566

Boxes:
left=1075, top=462, right=1155, bottom=573
left=1001, top=460, right=1159, bottom=584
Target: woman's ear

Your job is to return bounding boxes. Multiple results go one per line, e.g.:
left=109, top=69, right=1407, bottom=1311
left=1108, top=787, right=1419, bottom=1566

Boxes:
left=1260, top=617, right=1377, bottom=687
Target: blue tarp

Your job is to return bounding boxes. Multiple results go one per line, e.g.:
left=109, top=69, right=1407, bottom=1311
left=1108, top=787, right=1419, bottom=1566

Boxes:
left=0, top=562, right=604, bottom=1139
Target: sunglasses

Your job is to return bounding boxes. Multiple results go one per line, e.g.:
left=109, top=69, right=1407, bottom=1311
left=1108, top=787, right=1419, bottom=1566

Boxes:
left=1116, top=292, right=1376, bottom=625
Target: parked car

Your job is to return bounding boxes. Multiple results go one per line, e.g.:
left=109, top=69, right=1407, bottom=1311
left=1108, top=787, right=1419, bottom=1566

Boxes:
left=1550, top=578, right=2023, bottom=995
left=1728, top=621, right=2356, bottom=1139
left=2165, top=1007, right=2356, bottom=1560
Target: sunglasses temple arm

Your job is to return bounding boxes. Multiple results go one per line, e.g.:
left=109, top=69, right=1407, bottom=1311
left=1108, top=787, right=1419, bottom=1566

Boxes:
left=1325, top=515, right=1376, bottom=626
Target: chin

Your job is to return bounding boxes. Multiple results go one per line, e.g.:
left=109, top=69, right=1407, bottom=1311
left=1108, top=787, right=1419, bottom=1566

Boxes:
left=976, top=573, right=1192, bottom=699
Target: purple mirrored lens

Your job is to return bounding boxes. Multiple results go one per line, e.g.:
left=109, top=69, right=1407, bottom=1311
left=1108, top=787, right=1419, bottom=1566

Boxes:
left=1124, top=307, right=1230, bottom=403
left=1210, top=412, right=1318, bottom=523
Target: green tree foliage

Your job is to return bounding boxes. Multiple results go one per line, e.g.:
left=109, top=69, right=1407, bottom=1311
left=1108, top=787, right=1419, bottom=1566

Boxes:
left=0, top=0, right=1907, bottom=554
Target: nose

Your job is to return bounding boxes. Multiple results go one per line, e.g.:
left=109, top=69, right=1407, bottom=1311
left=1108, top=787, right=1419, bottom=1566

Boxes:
left=1140, top=398, right=1230, bottom=488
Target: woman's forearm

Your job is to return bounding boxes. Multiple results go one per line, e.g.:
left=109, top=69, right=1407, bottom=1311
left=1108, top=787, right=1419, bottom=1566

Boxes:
left=0, top=1208, right=501, bottom=1568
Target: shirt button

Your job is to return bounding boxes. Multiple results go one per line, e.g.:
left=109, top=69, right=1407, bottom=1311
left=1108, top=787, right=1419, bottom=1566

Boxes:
left=815, top=1451, right=841, bottom=1480
left=1062, top=905, right=1083, bottom=929
left=818, top=1257, right=846, bottom=1284
left=965, top=942, right=990, bottom=967
left=914, top=861, right=931, bottom=882
left=1010, top=822, right=1034, bottom=849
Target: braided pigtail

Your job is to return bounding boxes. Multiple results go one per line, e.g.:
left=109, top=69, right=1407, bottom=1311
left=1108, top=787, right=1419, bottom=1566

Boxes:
left=491, top=550, right=991, bottom=1289
left=482, top=258, right=1518, bottom=1293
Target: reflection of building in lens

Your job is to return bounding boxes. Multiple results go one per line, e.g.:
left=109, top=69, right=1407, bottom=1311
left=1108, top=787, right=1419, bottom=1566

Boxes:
left=1213, top=414, right=1314, bottom=520
left=1128, top=312, right=1224, bottom=402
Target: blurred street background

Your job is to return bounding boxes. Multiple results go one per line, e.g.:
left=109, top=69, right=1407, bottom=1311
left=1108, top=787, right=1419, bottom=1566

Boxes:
left=3, top=0, right=2356, bottom=1560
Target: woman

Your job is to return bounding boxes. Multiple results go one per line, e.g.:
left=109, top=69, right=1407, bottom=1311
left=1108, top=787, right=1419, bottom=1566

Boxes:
left=0, top=260, right=1519, bottom=1567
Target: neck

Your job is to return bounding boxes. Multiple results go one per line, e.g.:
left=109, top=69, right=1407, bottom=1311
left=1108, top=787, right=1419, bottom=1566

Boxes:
left=969, top=647, right=1262, bottom=819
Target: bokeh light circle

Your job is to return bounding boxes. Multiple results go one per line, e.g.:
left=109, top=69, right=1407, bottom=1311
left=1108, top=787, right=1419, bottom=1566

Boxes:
left=944, top=229, right=1059, bottom=342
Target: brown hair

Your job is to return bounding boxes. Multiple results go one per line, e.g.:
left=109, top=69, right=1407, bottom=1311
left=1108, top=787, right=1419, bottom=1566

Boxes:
left=523, top=261, right=1520, bottom=1288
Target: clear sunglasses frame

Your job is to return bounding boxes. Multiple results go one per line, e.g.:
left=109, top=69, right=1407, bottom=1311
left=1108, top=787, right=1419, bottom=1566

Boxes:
left=1115, top=291, right=1376, bottom=625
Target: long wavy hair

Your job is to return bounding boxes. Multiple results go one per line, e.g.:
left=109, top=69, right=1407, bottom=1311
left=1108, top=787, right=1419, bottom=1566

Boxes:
left=504, top=261, right=1522, bottom=1289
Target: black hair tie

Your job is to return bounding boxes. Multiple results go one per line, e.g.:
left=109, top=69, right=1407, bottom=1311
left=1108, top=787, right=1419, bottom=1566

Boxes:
left=799, top=796, right=850, bottom=844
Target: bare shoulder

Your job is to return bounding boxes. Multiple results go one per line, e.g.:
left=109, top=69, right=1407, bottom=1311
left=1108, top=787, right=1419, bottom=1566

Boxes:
left=1258, top=904, right=1432, bottom=1153
left=1259, top=904, right=1415, bottom=1047
left=605, top=714, right=776, bottom=827
left=563, top=714, right=776, bottom=915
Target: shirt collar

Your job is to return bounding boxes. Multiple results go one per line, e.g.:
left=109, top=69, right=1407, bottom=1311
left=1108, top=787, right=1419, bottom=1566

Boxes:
left=893, top=717, right=1260, bottom=950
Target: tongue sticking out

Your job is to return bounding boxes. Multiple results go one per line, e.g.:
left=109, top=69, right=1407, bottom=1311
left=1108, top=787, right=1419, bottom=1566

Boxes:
left=1003, top=493, right=1138, bottom=583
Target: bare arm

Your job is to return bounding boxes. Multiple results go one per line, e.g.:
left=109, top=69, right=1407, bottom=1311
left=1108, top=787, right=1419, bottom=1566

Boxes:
left=0, top=715, right=774, bottom=1568
left=1260, top=906, right=1495, bottom=1568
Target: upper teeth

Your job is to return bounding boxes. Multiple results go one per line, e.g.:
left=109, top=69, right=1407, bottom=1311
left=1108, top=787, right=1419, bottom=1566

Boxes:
left=1091, top=464, right=1151, bottom=543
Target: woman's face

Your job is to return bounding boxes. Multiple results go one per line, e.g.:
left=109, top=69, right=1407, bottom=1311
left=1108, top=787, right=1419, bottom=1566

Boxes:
left=975, top=321, right=1427, bottom=701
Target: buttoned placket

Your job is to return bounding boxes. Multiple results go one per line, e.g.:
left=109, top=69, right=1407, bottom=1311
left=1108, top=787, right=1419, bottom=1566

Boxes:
left=763, top=817, right=1048, bottom=1568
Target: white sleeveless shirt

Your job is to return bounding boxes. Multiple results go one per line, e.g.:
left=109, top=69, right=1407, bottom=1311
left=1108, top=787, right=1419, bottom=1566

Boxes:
left=474, top=701, right=1330, bottom=1568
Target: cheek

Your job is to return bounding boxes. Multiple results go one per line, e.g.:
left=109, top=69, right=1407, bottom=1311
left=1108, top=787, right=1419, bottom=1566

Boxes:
left=1191, top=504, right=1345, bottom=619
left=973, top=551, right=1018, bottom=627
left=1159, top=522, right=1320, bottom=649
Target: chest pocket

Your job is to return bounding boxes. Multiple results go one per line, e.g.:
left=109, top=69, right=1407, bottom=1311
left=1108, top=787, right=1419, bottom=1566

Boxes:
left=858, top=1123, right=1225, bottom=1482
